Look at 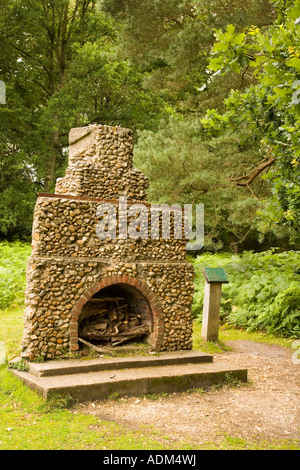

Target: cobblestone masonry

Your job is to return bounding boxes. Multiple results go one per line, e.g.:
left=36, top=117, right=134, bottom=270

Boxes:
left=21, top=125, right=195, bottom=360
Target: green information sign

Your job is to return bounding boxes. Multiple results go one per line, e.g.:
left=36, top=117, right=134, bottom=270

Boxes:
left=202, top=267, right=229, bottom=284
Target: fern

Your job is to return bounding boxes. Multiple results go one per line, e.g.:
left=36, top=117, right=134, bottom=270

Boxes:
left=192, top=250, right=300, bottom=339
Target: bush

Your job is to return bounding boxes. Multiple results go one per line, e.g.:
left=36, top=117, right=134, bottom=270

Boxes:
left=192, top=250, right=300, bottom=339
left=0, top=241, right=31, bottom=309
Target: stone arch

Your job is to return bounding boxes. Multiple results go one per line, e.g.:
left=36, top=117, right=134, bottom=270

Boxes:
left=69, top=275, right=164, bottom=352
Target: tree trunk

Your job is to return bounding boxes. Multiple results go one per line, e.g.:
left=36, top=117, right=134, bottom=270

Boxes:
left=44, top=129, right=60, bottom=191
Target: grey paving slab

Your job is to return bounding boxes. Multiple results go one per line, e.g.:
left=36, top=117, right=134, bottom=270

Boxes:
left=11, top=360, right=247, bottom=402
left=27, top=350, right=214, bottom=377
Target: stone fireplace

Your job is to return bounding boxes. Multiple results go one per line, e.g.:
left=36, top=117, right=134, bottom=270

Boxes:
left=21, top=124, right=195, bottom=360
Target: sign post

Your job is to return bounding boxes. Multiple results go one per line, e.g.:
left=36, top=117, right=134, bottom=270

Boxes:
left=201, top=267, right=229, bottom=342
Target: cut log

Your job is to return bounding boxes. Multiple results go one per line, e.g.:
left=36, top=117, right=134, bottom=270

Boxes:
left=109, top=310, right=118, bottom=322
left=84, top=310, right=108, bottom=323
left=116, top=304, right=128, bottom=310
left=111, top=337, right=141, bottom=347
left=78, top=337, right=115, bottom=355
left=93, top=322, right=108, bottom=330
left=118, top=323, right=130, bottom=333
left=78, top=295, right=149, bottom=348
left=79, top=325, right=149, bottom=341
left=111, top=327, right=150, bottom=347
left=113, top=325, right=149, bottom=338
left=129, top=317, right=139, bottom=328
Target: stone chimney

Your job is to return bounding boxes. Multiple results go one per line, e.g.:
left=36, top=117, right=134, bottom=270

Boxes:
left=21, top=125, right=195, bottom=361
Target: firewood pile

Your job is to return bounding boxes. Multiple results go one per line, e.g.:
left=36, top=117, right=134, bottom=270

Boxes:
left=78, top=296, right=149, bottom=347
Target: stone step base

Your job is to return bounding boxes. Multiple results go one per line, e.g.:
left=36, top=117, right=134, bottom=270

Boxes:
left=27, top=350, right=214, bottom=377
left=11, top=353, right=247, bottom=402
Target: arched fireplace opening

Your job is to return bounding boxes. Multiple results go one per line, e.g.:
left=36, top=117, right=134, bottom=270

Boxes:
left=69, top=276, right=165, bottom=354
left=77, top=283, right=154, bottom=350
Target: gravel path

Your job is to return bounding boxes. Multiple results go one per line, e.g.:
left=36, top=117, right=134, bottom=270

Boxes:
left=75, top=341, right=300, bottom=449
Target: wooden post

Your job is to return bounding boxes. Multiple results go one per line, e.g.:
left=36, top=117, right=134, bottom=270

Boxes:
left=201, top=268, right=229, bottom=342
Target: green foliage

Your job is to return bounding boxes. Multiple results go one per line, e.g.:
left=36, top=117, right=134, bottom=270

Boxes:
left=103, top=0, right=275, bottom=112
left=0, top=242, right=31, bottom=309
left=0, top=0, right=171, bottom=238
left=0, top=0, right=289, bottom=242
left=54, top=42, right=169, bottom=133
left=134, top=116, right=278, bottom=250
left=202, top=0, right=300, bottom=230
left=192, top=250, right=300, bottom=338
left=42, top=394, right=76, bottom=413
left=9, top=359, right=29, bottom=372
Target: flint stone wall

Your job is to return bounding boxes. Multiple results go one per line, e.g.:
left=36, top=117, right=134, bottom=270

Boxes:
left=55, top=124, right=149, bottom=201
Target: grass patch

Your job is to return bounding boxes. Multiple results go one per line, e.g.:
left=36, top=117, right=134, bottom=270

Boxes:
left=0, top=368, right=194, bottom=450
left=9, top=359, right=29, bottom=372
left=142, top=392, right=169, bottom=400
left=0, top=242, right=31, bottom=309
left=0, top=306, right=25, bottom=360
left=219, top=434, right=299, bottom=450
left=192, top=320, right=294, bottom=354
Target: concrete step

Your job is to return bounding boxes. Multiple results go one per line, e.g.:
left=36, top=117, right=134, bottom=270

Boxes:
left=26, top=350, right=214, bottom=377
left=11, top=357, right=247, bottom=402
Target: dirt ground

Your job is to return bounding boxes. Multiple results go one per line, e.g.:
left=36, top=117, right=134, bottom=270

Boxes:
left=75, top=341, right=300, bottom=448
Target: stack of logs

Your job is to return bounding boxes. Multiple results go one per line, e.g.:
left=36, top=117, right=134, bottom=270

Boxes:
left=78, top=296, right=149, bottom=348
